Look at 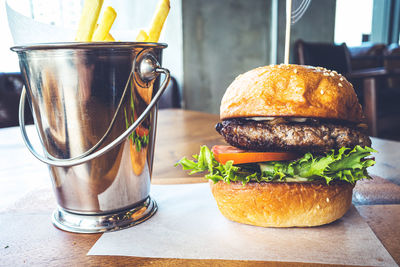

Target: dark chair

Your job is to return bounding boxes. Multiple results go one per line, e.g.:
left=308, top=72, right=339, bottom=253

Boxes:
left=158, top=76, right=181, bottom=109
left=294, top=39, right=400, bottom=139
left=0, top=73, right=34, bottom=128
left=384, top=44, right=400, bottom=89
left=348, top=43, right=386, bottom=71
left=295, top=39, right=352, bottom=75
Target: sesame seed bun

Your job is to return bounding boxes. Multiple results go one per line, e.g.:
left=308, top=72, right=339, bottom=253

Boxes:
left=220, top=64, right=363, bottom=123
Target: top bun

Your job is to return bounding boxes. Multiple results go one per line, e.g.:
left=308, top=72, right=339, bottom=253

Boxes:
left=220, top=64, right=363, bottom=123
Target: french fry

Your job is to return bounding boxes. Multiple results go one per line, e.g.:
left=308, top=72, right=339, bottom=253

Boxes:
left=75, top=0, right=104, bottom=42
left=92, top=6, right=117, bottom=41
left=94, top=24, right=115, bottom=41
left=136, top=29, right=149, bottom=42
left=147, top=0, right=170, bottom=42
left=104, top=33, right=115, bottom=41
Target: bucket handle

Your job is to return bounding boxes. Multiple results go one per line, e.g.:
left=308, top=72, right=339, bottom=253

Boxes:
left=18, top=57, right=170, bottom=167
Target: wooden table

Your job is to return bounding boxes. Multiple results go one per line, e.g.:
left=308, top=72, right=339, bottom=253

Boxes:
left=1, top=109, right=400, bottom=266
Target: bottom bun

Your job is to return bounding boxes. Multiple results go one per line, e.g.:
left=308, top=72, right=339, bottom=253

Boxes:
left=209, top=180, right=354, bottom=227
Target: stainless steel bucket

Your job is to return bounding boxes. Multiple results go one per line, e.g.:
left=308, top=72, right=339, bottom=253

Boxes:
left=11, top=42, right=170, bottom=233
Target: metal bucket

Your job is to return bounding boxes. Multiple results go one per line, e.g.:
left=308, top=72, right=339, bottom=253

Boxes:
left=11, top=42, right=170, bottom=233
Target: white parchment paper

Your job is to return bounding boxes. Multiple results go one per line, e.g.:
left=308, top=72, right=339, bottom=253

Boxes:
left=88, top=183, right=396, bottom=266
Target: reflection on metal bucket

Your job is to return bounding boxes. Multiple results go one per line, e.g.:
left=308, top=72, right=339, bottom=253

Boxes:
left=11, top=42, right=170, bottom=233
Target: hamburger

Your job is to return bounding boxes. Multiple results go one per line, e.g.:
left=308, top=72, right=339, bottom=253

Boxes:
left=177, top=64, right=375, bottom=227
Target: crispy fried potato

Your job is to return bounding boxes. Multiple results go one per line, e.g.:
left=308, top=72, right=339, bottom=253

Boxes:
left=136, top=29, right=149, bottom=42
left=94, top=24, right=115, bottom=41
left=147, top=0, right=170, bottom=42
left=75, top=0, right=104, bottom=41
left=104, top=33, right=115, bottom=41
left=92, top=6, right=117, bottom=41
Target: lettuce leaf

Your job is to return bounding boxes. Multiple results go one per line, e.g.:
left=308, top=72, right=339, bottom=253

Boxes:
left=175, top=145, right=376, bottom=185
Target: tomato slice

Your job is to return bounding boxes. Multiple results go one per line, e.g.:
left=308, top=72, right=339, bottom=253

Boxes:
left=133, top=111, right=149, bottom=137
left=136, top=125, right=149, bottom=137
left=211, top=145, right=301, bottom=165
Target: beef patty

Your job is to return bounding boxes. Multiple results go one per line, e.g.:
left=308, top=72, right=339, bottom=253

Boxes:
left=215, top=118, right=371, bottom=153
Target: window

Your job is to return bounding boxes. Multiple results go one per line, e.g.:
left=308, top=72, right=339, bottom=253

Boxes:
left=334, top=0, right=374, bottom=46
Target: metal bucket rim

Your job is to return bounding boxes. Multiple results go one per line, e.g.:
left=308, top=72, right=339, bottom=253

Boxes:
left=10, top=41, right=168, bottom=52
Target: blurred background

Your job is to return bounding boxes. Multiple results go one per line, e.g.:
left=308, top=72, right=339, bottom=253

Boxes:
left=1, top=0, right=399, bottom=139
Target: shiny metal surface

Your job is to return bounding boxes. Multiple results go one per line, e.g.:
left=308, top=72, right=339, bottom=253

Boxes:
left=52, top=196, right=157, bottom=233
left=11, top=42, right=167, bottom=51
left=137, top=53, right=160, bottom=82
left=12, top=42, right=169, bottom=232
left=17, top=65, right=170, bottom=167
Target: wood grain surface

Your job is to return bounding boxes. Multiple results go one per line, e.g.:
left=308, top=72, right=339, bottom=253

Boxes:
left=152, top=109, right=225, bottom=179
left=1, top=109, right=399, bottom=266
left=357, top=205, right=400, bottom=266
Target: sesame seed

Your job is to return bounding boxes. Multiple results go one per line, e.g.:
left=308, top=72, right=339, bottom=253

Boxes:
left=326, top=198, right=330, bottom=202
left=294, top=69, right=298, bottom=74
left=330, top=72, right=335, bottom=77
left=340, top=77, right=344, bottom=81
left=320, top=89, right=324, bottom=95
left=338, top=83, right=343, bottom=87
left=323, top=72, right=329, bottom=76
